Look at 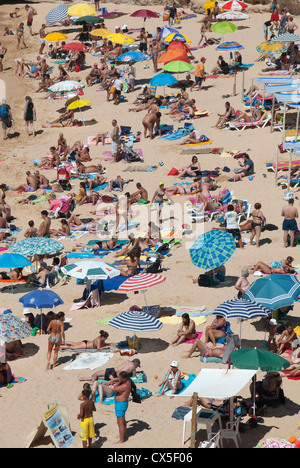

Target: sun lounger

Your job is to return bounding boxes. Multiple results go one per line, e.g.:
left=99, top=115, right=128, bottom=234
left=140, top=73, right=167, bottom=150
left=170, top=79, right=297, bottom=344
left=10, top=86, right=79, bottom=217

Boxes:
left=228, top=111, right=271, bottom=131
left=279, top=178, right=300, bottom=188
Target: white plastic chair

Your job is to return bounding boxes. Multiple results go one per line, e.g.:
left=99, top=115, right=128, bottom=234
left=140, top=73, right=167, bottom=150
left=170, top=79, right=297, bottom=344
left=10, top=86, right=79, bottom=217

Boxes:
left=219, top=418, right=242, bottom=448
left=198, top=430, right=221, bottom=448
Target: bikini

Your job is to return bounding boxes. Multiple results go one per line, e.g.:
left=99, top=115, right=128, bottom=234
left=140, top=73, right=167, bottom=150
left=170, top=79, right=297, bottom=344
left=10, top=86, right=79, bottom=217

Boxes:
left=49, top=320, right=61, bottom=344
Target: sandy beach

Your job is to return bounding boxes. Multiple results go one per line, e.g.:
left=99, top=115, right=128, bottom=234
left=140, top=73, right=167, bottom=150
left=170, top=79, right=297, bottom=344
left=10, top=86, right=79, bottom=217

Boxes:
left=0, top=1, right=300, bottom=449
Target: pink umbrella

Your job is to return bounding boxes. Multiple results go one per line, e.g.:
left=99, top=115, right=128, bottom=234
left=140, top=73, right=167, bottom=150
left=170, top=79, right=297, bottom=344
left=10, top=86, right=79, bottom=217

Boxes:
left=220, top=0, right=248, bottom=10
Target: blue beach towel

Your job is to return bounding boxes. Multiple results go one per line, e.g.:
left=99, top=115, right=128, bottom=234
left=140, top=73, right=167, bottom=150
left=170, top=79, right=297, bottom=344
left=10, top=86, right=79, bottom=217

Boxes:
left=158, top=373, right=196, bottom=396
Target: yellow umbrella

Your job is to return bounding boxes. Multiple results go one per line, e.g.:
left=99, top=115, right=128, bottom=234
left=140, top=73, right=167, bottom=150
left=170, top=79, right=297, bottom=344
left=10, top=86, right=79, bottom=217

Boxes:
left=44, top=32, right=68, bottom=42
left=164, top=33, right=191, bottom=44
left=68, top=3, right=96, bottom=17
left=107, top=33, right=135, bottom=45
left=256, top=41, right=286, bottom=54
left=67, top=100, right=92, bottom=110
left=90, top=28, right=113, bottom=38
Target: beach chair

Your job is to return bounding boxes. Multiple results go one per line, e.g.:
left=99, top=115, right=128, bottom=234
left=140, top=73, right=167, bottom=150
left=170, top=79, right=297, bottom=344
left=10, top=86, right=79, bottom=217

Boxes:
left=198, top=431, right=221, bottom=448
left=279, top=178, right=300, bottom=188
left=237, top=200, right=251, bottom=224
left=219, top=418, right=242, bottom=448
left=227, top=111, right=271, bottom=131
left=149, top=85, right=157, bottom=97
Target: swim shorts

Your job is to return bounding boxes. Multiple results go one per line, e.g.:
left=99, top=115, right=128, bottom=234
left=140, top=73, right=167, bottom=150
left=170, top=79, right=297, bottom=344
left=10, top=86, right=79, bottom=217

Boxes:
left=226, top=228, right=241, bottom=239
left=27, top=18, right=33, bottom=27
left=79, top=417, right=95, bottom=441
left=282, top=219, right=298, bottom=231
left=115, top=401, right=129, bottom=418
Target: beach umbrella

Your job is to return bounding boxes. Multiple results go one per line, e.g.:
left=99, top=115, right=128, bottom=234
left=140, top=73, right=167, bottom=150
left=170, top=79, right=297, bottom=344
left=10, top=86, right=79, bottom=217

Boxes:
left=90, top=28, right=113, bottom=38
left=162, top=60, right=194, bottom=74
left=45, top=5, right=69, bottom=24
left=243, top=274, right=300, bottom=311
left=118, top=273, right=166, bottom=312
left=108, top=310, right=163, bottom=333
left=19, top=290, right=64, bottom=331
left=10, top=238, right=64, bottom=256
left=150, top=72, right=178, bottom=87
left=189, top=229, right=235, bottom=271
left=256, top=41, right=286, bottom=54
left=130, top=9, right=159, bottom=23
left=157, top=49, right=190, bottom=64
left=211, top=21, right=237, bottom=34
left=107, top=33, right=135, bottom=45
left=61, top=260, right=120, bottom=280
left=215, top=41, right=245, bottom=95
left=159, top=26, right=180, bottom=40
left=44, top=32, right=68, bottom=43
left=220, top=0, right=248, bottom=10
left=273, top=32, right=300, bottom=43
left=0, top=253, right=31, bottom=294
left=48, top=80, right=85, bottom=94
left=216, top=11, right=249, bottom=20
left=116, top=50, right=148, bottom=63
left=231, top=348, right=290, bottom=372
left=165, top=33, right=192, bottom=44
left=0, top=312, right=32, bottom=343
left=73, top=15, right=104, bottom=25
left=67, top=99, right=92, bottom=125
left=68, top=3, right=96, bottom=17
left=61, top=42, right=88, bottom=52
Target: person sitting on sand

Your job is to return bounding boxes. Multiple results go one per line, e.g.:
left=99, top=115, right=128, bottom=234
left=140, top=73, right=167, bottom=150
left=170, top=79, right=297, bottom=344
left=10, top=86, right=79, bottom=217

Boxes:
left=204, top=315, right=227, bottom=347
left=91, top=131, right=109, bottom=146
left=276, top=322, right=296, bottom=355
left=183, top=338, right=225, bottom=359
left=37, top=147, right=60, bottom=169
left=61, top=330, right=111, bottom=351
left=234, top=268, right=250, bottom=298
left=170, top=313, right=197, bottom=346
left=158, top=360, right=182, bottom=397
left=50, top=219, right=71, bottom=237
left=0, top=362, right=14, bottom=385
left=250, top=256, right=295, bottom=275
left=117, top=249, right=140, bottom=277
left=179, top=156, right=201, bottom=178
left=213, top=101, right=236, bottom=129
left=229, top=154, right=254, bottom=182
left=129, top=183, right=149, bottom=204
left=13, top=171, right=39, bottom=192
left=75, top=147, right=91, bottom=163
left=171, top=100, right=197, bottom=121
left=179, top=129, right=202, bottom=145
left=169, top=179, right=202, bottom=196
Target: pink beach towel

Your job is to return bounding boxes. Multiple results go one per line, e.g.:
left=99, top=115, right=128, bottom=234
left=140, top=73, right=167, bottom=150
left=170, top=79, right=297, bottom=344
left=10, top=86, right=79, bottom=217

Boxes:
left=185, top=331, right=202, bottom=344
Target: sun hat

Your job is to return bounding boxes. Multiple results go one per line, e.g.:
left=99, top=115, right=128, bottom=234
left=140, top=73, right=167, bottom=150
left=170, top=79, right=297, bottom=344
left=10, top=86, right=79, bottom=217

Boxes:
left=241, top=268, right=249, bottom=275
left=132, top=358, right=141, bottom=367
left=170, top=360, right=179, bottom=368
left=269, top=319, right=277, bottom=326
left=23, top=308, right=31, bottom=315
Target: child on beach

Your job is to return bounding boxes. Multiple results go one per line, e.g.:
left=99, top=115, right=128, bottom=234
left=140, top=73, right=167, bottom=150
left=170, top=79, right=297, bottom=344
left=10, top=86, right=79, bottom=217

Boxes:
left=267, top=319, right=278, bottom=352
left=78, top=389, right=96, bottom=448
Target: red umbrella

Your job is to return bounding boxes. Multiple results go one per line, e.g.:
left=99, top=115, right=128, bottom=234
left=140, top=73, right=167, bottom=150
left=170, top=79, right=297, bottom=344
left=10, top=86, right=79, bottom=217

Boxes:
left=118, top=273, right=166, bottom=292
left=220, top=0, right=248, bottom=10
left=61, top=42, right=88, bottom=52
left=130, top=9, right=159, bottom=22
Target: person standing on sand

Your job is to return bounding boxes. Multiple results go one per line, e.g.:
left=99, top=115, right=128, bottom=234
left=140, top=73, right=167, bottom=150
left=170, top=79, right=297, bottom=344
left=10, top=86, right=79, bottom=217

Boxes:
left=190, top=57, right=206, bottom=92
left=0, top=43, right=7, bottom=73
left=281, top=198, right=298, bottom=248
left=38, top=210, right=51, bottom=237
left=46, top=313, right=65, bottom=370
left=113, top=371, right=132, bottom=444
left=78, top=389, right=96, bottom=448
left=24, top=96, right=36, bottom=138
left=25, top=4, right=37, bottom=36
left=39, top=24, right=47, bottom=55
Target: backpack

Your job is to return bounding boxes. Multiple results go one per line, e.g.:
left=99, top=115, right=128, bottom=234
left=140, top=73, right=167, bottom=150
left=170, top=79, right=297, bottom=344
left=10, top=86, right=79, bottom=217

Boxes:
left=146, top=258, right=162, bottom=273
left=197, top=274, right=214, bottom=287
left=0, top=104, right=9, bottom=118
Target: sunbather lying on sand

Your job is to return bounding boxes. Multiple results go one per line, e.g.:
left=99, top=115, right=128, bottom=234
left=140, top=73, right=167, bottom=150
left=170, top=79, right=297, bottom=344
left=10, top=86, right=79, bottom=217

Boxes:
left=250, top=256, right=295, bottom=275
left=183, top=338, right=224, bottom=359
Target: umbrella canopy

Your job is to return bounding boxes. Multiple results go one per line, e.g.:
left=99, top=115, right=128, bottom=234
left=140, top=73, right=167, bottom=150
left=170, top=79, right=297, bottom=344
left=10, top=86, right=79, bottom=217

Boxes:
left=273, top=32, right=300, bottom=43
left=90, top=28, right=113, bottom=37
left=189, top=229, right=235, bottom=270
left=158, top=49, right=190, bottom=64
left=61, top=261, right=120, bottom=280
left=48, top=80, right=85, bottom=94
left=19, top=290, right=64, bottom=310
left=68, top=3, right=96, bottom=17
left=159, top=26, right=180, bottom=40
left=256, top=41, right=286, bottom=54
left=45, top=5, right=69, bottom=24
left=67, top=99, right=92, bottom=110
left=61, top=42, right=88, bottom=52
left=149, top=72, right=178, bottom=87
left=130, top=9, right=159, bottom=19
left=116, top=50, right=148, bottom=62
left=108, top=310, right=163, bottom=332
left=44, top=32, right=68, bottom=42
left=216, top=41, right=245, bottom=51
left=165, top=33, right=191, bottom=44
left=10, top=238, right=63, bottom=256
left=73, top=15, right=104, bottom=25
left=107, top=33, right=135, bottom=45
left=216, top=11, right=249, bottom=20
left=162, top=60, right=194, bottom=73
left=243, top=274, right=300, bottom=310
left=231, top=348, right=290, bottom=372
left=118, top=273, right=166, bottom=292
left=220, top=0, right=248, bottom=10
left=0, top=312, right=32, bottom=343
left=211, top=21, right=237, bottom=34
left=0, top=253, right=31, bottom=269
left=213, top=298, right=270, bottom=320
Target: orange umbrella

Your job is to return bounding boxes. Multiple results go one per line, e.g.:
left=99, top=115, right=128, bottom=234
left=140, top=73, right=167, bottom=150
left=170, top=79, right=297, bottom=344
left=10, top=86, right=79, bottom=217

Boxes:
left=157, top=49, right=190, bottom=64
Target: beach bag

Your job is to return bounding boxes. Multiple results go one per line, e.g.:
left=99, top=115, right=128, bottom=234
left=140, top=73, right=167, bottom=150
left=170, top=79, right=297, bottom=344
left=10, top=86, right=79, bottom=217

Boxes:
left=127, top=336, right=141, bottom=350
left=200, top=134, right=209, bottom=142
left=0, top=104, right=9, bottom=118
left=119, top=348, right=136, bottom=356
left=197, top=274, right=214, bottom=287
left=168, top=167, right=179, bottom=176
left=136, top=387, right=152, bottom=400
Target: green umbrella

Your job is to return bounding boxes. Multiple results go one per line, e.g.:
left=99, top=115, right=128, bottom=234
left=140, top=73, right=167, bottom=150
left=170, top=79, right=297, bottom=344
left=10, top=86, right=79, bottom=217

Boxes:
left=162, top=60, right=194, bottom=73
left=231, top=348, right=290, bottom=372
left=211, top=21, right=237, bottom=35
left=73, top=15, right=104, bottom=24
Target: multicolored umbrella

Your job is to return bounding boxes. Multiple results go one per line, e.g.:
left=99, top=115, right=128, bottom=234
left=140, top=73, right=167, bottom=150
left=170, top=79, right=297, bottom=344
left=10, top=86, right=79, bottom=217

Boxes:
left=68, top=3, right=96, bottom=17
left=107, top=33, right=135, bottom=45
left=220, top=0, right=248, bottom=10
left=108, top=310, right=163, bottom=332
left=116, top=50, right=148, bottom=62
left=211, top=21, right=237, bottom=34
left=118, top=273, right=166, bottom=292
left=162, top=60, right=194, bottom=73
left=256, top=41, right=286, bottom=54
left=45, top=5, right=69, bottom=24
left=158, top=26, right=180, bottom=40
left=243, top=274, right=300, bottom=310
left=10, top=238, right=64, bottom=256
left=165, top=33, right=191, bottom=44
left=0, top=312, right=32, bottom=343
left=216, top=11, right=249, bottom=20
left=189, top=229, right=235, bottom=270
left=48, top=80, right=85, bottom=94
left=61, top=42, right=88, bottom=52
left=61, top=260, right=120, bottom=280
left=44, top=32, right=68, bottom=42
left=216, top=41, right=244, bottom=51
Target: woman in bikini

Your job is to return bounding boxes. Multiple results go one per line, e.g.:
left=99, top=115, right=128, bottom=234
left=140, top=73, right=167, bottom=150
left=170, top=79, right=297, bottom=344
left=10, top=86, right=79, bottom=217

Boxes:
left=251, top=256, right=295, bottom=275
left=170, top=178, right=202, bottom=196
left=204, top=315, right=227, bottom=347
left=232, top=103, right=262, bottom=123
left=117, top=249, right=140, bottom=277
left=46, top=313, right=65, bottom=369
left=60, top=330, right=110, bottom=351
left=183, top=338, right=224, bottom=359
left=16, top=23, right=27, bottom=50
left=170, top=313, right=197, bottom=346
left=179, top=156, right=201, bottom=178
left=250, top=202, right=265, bottom=248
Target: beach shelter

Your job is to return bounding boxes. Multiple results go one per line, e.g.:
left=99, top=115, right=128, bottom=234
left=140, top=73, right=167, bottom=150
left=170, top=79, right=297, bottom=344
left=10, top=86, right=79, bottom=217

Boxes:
left=68, top=3, right=96, bottom=17
left=107, top=33, right=135, bottom=45
left=48, top=80, right=85, bottom=94
left=10, top=238, right=64, bottom=256
left=90, top=28, right=113, bottom=38
left=189, top=229, right=235, bottom=271
left=19, top=290, right=64, bottom=331
left=0, top=253, right=31, bottom=293
left=211, top=21, right=237, bottom=35
left=45, top=5, right=69, bottom=24
left=243, top=274, right=300, bottom=311
left=256, top=41, right=286, bottom=54
left=220, top=0, right=248, bottom=10
left=44, top=32, right=68, bottom=43
left=61, top=260, right=120, bottom=280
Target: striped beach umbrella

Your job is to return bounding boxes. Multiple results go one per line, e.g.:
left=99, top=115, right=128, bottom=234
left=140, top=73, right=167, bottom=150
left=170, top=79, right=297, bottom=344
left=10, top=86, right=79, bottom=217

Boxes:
left=256, top=41, right=286, bottom=54
left=118, top=273, right=166, bottom=292
left=108, top=310, right=163, bottom=332
left=273, top=32, right=300, bottom=43
left=45, top=5, right=69, bottom=24
left=220, top=0, right=248, bottom=10
left=189, top=229, right=235, bottom=271
left=216, top=11, right=249, bottom=20
left=165, top=33, right=191, bottom=44
left=215, top=41, right=244, bottom=52
left=243, top=274, right=300, bottom=310
left=62, top=261, right=120, bottom=280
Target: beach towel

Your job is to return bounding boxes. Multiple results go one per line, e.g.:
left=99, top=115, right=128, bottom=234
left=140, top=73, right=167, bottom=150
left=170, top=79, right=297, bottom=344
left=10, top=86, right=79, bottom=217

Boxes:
left=158, top=373, right=196, bottom=396
left=185, top=331, right=202, bottom=343
left=184, top=140, right=213, bottom=146
left=63, top=351, right=113, bottom=371
left=159, top=315, right=207, bottom=326
left=172, top=406, right=192, bottom=420
left=281, top=370, right=300, bottom=380
left=0, top=376, right=26, bottom=388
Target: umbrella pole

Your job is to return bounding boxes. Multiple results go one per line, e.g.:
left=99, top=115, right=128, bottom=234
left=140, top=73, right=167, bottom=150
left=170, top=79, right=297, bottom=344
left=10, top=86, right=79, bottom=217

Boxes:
left=10, top=268, right=13, bottom=294
left=275, top=145, right=279, bottom=187
left=271, top=95, right=275, bottom=133
left=282, top=102, right=287, bottom=143
left=288, top=149, right=292, bottom=192
left=190, top=392, right=198, bottom=448
left=295, top=109, right=300, bottom=142
left=241, top=70, right=245, bottom=103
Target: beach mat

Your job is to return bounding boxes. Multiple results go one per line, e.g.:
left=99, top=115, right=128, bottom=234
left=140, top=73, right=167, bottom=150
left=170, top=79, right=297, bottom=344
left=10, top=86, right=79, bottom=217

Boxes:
left=63, top=352, right=113, bottom=371
left=158, top=373, right=196, bottom=396
left=0, top=376, right=26, bottom=388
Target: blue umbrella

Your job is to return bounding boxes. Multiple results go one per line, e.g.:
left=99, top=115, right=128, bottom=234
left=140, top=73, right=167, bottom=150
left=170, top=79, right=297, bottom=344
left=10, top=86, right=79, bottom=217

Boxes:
left=45, top=5, right=68, bottom=24
left=19, top=290, right=64, bottom=331
left=109, top=310, right=163, bottom=334
left=0, top=253, right=31, bottom=293
left=116, top=50, right=148, bottom=62
left=149, top=72, right=178, bottom=87
left=10, top=238, right=64, bottom=256
left=189, top=229, right=235, bottom=271
left=243, top=274, right=300, bottom=310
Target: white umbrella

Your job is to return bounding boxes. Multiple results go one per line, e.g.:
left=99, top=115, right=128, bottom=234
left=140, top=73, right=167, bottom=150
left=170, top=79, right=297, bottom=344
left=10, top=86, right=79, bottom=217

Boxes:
left=47, top=80, right=85, bottom=94
left=61, top=260, right=120, bottom=280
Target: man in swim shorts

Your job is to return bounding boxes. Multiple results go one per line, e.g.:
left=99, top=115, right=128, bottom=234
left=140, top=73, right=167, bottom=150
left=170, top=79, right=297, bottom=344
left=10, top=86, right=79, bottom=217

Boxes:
left=25, top=5, right=37, bottom=36
left=78, top=389, right=96, bottom=448
left=113, top=371, right=132, bottom=443
left=281, top=198, right=299, bottom=248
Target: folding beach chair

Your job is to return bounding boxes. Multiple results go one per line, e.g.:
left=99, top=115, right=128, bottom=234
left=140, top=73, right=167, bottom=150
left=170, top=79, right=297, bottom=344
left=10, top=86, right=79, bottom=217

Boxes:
left=227, top=111, right=271, bottom=131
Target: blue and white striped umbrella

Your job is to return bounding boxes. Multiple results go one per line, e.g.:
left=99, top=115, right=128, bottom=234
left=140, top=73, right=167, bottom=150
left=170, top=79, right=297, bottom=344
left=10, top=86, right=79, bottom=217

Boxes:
left=273, top=32, right=300, bottom=43
left=189, top=229, right=235, bottom=270
left=108, top=310, right=163, bottom=332
left=45, top=5, right=69, bottom=24
left=213, top=299, right=269, bottom=320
